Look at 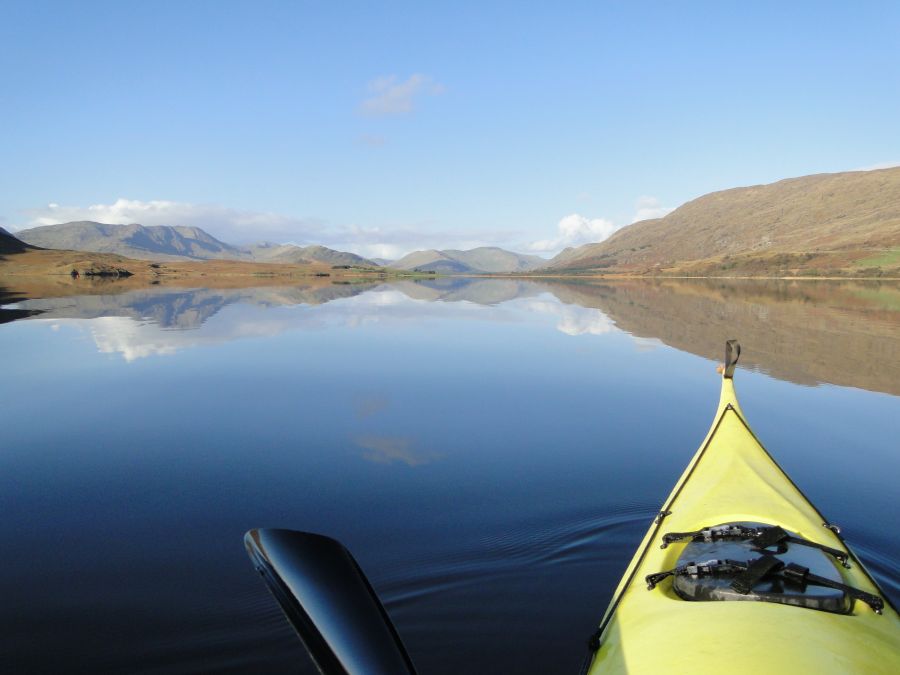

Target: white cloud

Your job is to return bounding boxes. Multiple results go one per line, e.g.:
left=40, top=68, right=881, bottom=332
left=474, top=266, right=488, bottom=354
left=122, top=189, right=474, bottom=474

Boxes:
left=357, top=243, right=406, bottom=260
left=631, top=195, right=674, bottom=223
left=528, top=193, right=674, bottom=256
left=359, top=74, right=445, bottom=116
left=529, top=213, right=617, bottom=255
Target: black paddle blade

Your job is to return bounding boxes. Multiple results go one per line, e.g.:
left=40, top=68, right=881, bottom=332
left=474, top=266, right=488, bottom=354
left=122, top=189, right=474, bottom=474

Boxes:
left=244, top=528, right=417, bottom=675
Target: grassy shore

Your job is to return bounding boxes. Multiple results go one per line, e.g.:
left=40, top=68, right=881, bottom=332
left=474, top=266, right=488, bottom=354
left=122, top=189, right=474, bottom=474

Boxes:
left=0, top=247, right=444, bottom=297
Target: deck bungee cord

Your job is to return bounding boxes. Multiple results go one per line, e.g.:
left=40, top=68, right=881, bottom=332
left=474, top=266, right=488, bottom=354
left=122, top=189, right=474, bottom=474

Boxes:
left=659, top=523, right=851, bottom=566
left=645, top=555, right=884, bottom=613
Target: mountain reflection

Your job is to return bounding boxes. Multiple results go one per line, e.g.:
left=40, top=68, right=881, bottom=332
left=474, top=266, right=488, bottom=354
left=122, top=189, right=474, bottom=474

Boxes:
left=542, top=279, right=900, bottom=395
left=3, top=283, right=379, bottom=328
left=2, top=277, right=898, bottom=395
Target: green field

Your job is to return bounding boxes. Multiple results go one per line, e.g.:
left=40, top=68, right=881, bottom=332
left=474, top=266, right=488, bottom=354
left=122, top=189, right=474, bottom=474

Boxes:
left=857, top=248, right=900, bottom=268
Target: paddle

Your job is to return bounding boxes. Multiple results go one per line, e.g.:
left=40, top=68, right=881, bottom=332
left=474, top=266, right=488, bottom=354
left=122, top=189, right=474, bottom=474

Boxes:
left=244, top=528, right=417, bottom=675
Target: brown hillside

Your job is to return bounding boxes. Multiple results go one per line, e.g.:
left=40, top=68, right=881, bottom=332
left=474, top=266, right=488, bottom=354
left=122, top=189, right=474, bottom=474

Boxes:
left=549, top=167, right=900, bottom=276
left=0, top=247, right=387, bottom=291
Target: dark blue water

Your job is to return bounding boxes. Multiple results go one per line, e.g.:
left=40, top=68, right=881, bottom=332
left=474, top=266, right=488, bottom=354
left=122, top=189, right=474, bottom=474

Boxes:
left=1, top=278, right=898, bottom=673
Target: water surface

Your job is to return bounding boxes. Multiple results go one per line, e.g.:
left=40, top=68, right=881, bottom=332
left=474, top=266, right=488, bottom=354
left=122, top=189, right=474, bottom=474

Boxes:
left=1, top=278, right=898, bottom=673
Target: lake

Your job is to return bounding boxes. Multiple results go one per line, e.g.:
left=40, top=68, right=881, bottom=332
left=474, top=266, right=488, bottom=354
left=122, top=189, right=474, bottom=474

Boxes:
left=1, top=277, right=898, bottom=674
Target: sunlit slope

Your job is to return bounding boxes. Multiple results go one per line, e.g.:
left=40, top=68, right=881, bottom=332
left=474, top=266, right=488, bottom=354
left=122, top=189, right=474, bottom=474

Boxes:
left=549, top=167, right=900, bottom=276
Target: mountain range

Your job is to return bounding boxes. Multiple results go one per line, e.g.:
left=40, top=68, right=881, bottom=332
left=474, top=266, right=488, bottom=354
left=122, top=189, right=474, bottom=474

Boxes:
left=240, top=242, right=374, bottom=267
left=390, top=247, right=547, bottom=273
left=12, top=222, right=545, bottom=273
left=548, top=167, right=900, bottom=276
left=8, top=166, right=900, bottom=277
left=14, top=221, right=378, bottom=267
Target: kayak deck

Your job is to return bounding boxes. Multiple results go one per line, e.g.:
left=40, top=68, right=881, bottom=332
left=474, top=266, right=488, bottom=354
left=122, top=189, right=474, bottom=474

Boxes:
left=586, top=372, right=900, bottom=674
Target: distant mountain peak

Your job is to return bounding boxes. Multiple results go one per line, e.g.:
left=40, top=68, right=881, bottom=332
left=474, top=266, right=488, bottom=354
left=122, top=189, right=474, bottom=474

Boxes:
left=392, top=247, right=547, bottom=273
left=15, top=221, right=241, bottom=262
left=243, top=242, right=377, bottom=267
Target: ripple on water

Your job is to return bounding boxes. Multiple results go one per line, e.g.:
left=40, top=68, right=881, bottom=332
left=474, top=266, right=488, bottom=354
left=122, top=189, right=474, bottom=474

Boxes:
left=379, top=502, right=656, bottom=611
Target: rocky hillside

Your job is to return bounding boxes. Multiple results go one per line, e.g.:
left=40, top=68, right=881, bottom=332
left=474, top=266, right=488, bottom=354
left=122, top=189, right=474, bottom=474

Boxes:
left=548, top=167, right=900, bottom=276
left=392, top=247, right=547, bottom=273
left=16, top=221, right=245, bottom=261
left=0, top=227, right=36, bottom=254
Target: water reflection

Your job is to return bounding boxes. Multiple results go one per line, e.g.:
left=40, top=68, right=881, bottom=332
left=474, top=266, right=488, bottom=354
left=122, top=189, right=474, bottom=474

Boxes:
left=2, top=277, right=899, bottom=394
left=542, top=279, right=900, bottom=395
left=522, top=297, right=616, bottom=336
left=355, top=435, right=441, bottom=467
left=2, top=283, right=377, bottom=328
left=2, top=276, right=897, bottom=675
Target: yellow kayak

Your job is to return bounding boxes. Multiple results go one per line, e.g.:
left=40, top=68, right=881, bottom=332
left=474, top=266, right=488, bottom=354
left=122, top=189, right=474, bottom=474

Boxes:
left=583, top=340, right=899, bottom=674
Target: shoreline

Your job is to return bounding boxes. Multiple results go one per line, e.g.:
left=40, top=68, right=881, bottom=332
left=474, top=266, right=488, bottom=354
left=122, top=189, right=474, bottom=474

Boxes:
left=460, top=272, right=900, bottom=281
left=2, top=247, right=898, bottom=291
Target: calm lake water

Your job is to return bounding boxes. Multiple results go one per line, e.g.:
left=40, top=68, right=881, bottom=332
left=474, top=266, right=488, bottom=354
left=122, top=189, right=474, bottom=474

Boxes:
left=1, top=277, right=898, bottom=674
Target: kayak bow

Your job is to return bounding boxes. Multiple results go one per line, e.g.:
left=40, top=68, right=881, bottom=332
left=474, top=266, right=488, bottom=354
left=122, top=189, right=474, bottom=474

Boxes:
left=245, top=340, right=898, bottom=674
left=583, top=340, right=899, bottom=674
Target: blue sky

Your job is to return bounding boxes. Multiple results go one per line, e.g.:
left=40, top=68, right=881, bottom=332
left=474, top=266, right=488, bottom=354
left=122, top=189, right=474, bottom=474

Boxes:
left=2, top=1, right=898, bottom=258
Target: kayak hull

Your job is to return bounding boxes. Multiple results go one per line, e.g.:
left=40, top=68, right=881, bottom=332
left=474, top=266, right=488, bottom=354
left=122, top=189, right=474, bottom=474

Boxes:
left=586, top=377, right=899, bottom=674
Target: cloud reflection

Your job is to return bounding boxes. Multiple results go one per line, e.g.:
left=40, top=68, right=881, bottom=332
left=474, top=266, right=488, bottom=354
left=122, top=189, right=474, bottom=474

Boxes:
left=354, top=395, right=390, bottom=419
left=354, top=435, right=441, bottom=467
left=519, top=297, right=616, bottom=336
